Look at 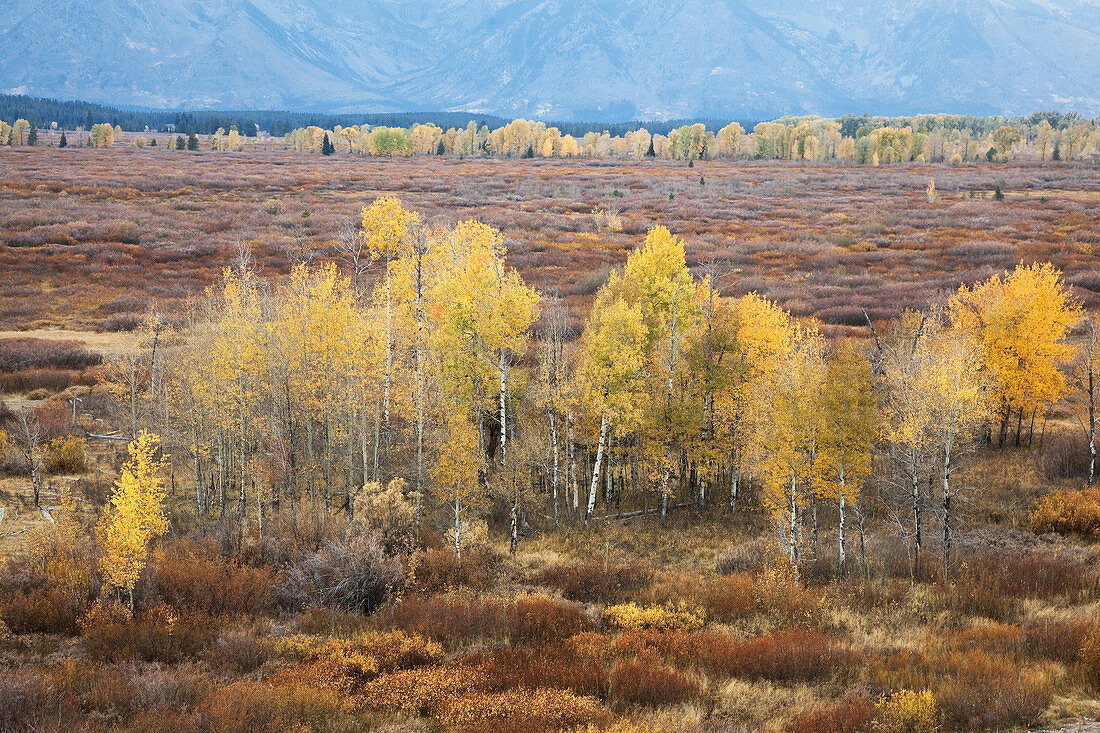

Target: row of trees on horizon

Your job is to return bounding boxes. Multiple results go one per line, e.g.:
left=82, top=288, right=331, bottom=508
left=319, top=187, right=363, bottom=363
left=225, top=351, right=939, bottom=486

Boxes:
left=3, top=108, right=1099, bottom=163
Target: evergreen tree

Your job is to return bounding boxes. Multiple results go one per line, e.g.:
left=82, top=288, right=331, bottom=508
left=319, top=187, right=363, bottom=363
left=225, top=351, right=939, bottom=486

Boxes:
left=175, top=135, right=185, bottom=150
left=1052, top=142, right=1062, bottom=161
left=27, top=124, right=37, bottom=146
left=149, top=137, right=157, bottom=147
left=58, top=132, right=67, bottom=148
left=993, top=184, right=1005, bottom=201
left=321, top=133, right=335, bottom=155
left=187, top=132, right=199, bottom=151
left=646, top=138, right=656, bottom=157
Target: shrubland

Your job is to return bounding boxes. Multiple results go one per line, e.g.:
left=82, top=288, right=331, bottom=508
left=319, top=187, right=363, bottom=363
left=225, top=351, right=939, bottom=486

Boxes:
left=0, top=151, right=1099, bottom=730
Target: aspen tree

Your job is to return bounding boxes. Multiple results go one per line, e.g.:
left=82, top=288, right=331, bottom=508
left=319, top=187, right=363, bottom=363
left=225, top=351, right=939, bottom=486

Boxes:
left=98, top=431, right=168, bottom=608
left=576, top=280, right=648, bottom=524
left=882, top=310, right=938, bottom=579
left=715, top=293, right=792, bottom=509
left=925, top=325, right=993, bottom=577
left=361, top=197, right=420, bottom=425
left=816, top=343, right=877, bottom=574
left=430, top=220, right=539, bottom=549
left=754, top=322, right=825, bottom=565
left=951, top=263, right=1080, bottom=446
left=1072, top=314, right=1100, bottom=484
left=391, top=222, right=439, bottom=527
left=684, top=274, right=741, bottom=510
left=431, top=411, right=480, bottom=559
left=620, top=226, right=698, bottom=518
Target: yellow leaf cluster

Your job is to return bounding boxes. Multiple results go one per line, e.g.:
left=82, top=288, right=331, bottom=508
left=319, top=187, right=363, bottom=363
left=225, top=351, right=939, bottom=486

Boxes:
left=601, top=601, right=706, bottom=631
left=97, top=431, right=168, bottom=597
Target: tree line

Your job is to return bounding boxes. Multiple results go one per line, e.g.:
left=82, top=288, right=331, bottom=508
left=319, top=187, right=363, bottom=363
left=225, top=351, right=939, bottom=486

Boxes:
left=103, top=198, right=1089, bottom=582
left=285, top=115, right=1100, bottom=163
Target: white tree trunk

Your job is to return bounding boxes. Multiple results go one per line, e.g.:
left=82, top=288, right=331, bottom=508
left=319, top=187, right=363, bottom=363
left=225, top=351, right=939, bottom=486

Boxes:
left=585, top=416, right=608, bottom=525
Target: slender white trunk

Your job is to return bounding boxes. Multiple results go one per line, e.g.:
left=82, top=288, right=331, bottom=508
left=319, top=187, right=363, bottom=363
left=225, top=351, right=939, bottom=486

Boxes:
left=585, top=416, right=608, bottom=525
left=550, top=410, right=559, bottom=525
left=454, top=496, right=462, bottom=559
left=838, top=464, right=846, bottom=575
left=384, top=263, right=392, bottom=423
left=568, top=414, right=579, bottom=515
left=788, top=474, right=798, bottom=564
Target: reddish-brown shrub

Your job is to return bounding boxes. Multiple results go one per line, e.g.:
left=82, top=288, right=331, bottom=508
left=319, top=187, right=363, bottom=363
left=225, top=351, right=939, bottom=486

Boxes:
left=787, top=697, right=877, bottom=733
left=0, top=565, right=92, bottom=635
left=195, top=680, right=353, bottom=733
left=1022, top=619, right=1096, bottom=662
left=150, top=545, right=279, bottom=615
left=609, top=658, right=700, bottom=707
left=0, top=671, right=76, bottom=731
left=1082, top=629, right=1100, bottom=692
left=946, top=551, right=1091, bottom=619
left=935, top=650, right=1052, bottom=732
left=717, top=629, right=850, bottom=682
left=507, top=594, right=592, bottom=644
left=645, top=571, right=756, bottom=623
left=437, top=688, right=609, bottom=732
left=207, top=627, right=271, bottom=673
left=281, top=531, right=404, bottom=614
left=469, top=633, right=610, bottom=698
left=388, top=593, right=508, bottom=644
left=0, top=338, right=102, bottom=372
left=532, top=559, right=653, bottom=603
left=410, top=546, right=503, bottom=593
left=80, top=601, right=215, bottom=663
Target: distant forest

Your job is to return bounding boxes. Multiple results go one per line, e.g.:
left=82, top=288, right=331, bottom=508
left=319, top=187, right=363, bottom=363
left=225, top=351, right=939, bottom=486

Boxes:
left=0, top=94, right=758, bottom=137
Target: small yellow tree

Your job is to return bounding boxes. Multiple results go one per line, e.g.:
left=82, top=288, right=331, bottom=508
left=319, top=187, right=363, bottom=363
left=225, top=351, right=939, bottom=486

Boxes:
left=97, top=431, right=169, bottom=607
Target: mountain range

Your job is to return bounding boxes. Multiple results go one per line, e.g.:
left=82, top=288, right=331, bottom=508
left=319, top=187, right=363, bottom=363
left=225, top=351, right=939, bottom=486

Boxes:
left=2, top=0, right=1099, bottom=121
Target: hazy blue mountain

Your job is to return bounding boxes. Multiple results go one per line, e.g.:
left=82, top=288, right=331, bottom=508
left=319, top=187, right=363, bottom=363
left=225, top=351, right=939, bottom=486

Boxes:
left=2, top=0, right=1098, bottom=120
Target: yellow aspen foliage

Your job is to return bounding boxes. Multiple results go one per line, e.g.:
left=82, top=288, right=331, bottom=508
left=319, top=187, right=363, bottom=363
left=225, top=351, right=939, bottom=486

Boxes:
left=431, top=411, right=481, bottom=558
left=752, top=322, right=826, bottom=563
left=97, top=431, right=168, bottom=603
left=950, top=262, right=1080, bottom=437
left=815, top=342, right=878, bottom=572
left=361, top=195, right=419, bottom=261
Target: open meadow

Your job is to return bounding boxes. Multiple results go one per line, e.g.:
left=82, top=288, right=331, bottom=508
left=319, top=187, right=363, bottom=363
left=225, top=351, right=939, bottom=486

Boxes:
left=1, top=143, right=1100, bottom=733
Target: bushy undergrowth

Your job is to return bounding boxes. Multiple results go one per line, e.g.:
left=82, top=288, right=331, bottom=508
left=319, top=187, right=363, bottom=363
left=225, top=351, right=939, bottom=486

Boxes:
left=1031, top=486, right=1100, bottom=537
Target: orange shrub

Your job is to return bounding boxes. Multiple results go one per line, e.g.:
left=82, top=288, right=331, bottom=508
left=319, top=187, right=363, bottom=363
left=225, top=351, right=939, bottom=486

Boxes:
left=1022, top=619, right=1096, bottom=662
left=196, top=680, right=353, bottom=733
left=609, top=658, right=700, bottom=707
left=360, top=665, right=487, bottom=716
left=280, top=630, right=443, bottom=692
left=43, top=435, right=86, bottom=473
left=388, top=592, right=508, bottom=644
left=150, top=545, right=279, bottom=615
left=1082, top=629, right=1100, bottom=692
left=507, top=593, right=593, bottom=644
left=410, top=546, right=503, bottom=593
left=643, top=571, right=756, bottom=623
left=787, top=697, right=876, bottom=733
left=1030, top=487, right=1100, bottom=537
left=935, top=650, right=1052, bottom=731
left=437, top=688, right=608, bottom=732
left=80, top=601, right=215, bottom=663
left=532, top=559, right=653, bottom=603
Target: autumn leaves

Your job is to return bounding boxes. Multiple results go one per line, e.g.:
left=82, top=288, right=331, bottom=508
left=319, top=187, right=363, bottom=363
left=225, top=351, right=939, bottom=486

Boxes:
left=110, top=194, right=1082, bottom=572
